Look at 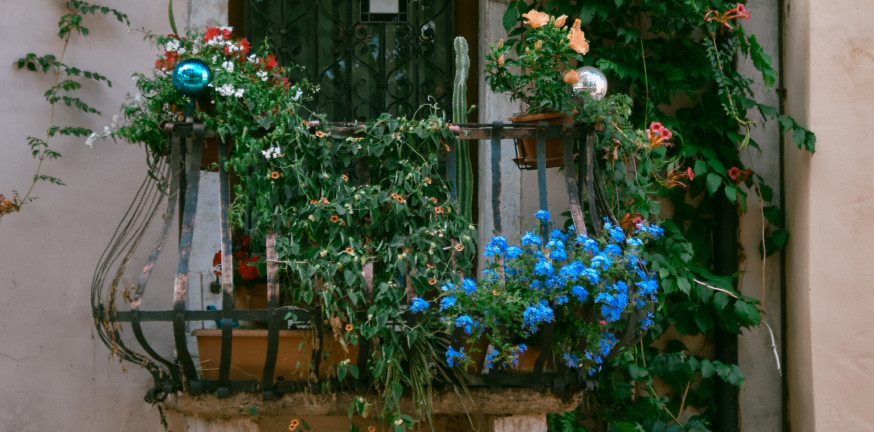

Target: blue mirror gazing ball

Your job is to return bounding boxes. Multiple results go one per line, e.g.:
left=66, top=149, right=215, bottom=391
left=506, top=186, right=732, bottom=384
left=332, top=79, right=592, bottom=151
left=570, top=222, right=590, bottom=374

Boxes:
left=172, top=59, right=213, bottom=97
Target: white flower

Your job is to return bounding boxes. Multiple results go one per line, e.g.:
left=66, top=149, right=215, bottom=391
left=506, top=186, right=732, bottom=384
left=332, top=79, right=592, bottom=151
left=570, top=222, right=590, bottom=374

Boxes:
left=394, top=419, right=404, bottom=426
left=292, top=86, right=303, bottom=101
left=222, top=61, right=234, bottom=73
left=165, top=40, right=180, bottom=52
left=211, top=55, right=218, bottom=64
left=85, top=133, right=98, bottom=148
left=234, top=88, right=245, bottom=98
left=192, top=47, right=200, bottom=55
left=261, top=146, right=282, bottom=159
left=103, top=126, right=112, bottom=137
left=256, top=70, right=269, bottom=81
left=247, top=54, right=258, bottom=63
left=216, top=83, right=236, bottom=96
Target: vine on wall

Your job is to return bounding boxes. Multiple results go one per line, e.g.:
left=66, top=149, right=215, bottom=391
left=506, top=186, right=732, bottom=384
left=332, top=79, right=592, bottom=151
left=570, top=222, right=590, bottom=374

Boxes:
left=1, top=0, right=128, bottom=222
left=494, top=0, right=814, bottom=430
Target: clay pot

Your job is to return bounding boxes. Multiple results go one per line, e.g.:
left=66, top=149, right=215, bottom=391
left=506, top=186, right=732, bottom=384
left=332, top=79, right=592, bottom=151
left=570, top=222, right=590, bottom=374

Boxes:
left=509, top=112, right=572, bottom=169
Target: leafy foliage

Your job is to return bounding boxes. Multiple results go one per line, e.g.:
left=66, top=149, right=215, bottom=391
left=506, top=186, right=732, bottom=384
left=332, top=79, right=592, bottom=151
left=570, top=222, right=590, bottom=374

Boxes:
left=497, top=0, right=814, bottom=430
left=3, top=1, right=128, bottom=221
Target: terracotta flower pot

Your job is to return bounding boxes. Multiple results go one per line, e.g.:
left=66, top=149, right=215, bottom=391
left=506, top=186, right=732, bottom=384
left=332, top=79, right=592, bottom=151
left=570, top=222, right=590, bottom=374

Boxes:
left=193, top=328, right=359, bottom=381
left=509, top=111, right=573, bottom=169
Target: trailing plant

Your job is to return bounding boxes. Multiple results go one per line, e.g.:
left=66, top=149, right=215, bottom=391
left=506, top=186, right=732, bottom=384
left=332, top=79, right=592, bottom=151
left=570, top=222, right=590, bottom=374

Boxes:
left=2, top=0, right=128, bottom=221
left=109, top=26, right=477, bottom=431
left=422, top=210, right=663, bottom=375
left=496, top=0, right=814, bottom=430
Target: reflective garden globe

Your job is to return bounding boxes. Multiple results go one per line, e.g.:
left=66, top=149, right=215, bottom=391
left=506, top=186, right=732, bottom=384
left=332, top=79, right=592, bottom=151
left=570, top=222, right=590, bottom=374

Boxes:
left=572, top=66, right=608, bottom=101
left=171, top=59, right=213, bottom=97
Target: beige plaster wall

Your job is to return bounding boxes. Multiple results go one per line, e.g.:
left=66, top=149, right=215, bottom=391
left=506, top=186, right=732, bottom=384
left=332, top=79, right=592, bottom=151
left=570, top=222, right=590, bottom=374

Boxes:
left=0, top=0, right=186, bottom=430
left=783, top=0, right=874, bottom=429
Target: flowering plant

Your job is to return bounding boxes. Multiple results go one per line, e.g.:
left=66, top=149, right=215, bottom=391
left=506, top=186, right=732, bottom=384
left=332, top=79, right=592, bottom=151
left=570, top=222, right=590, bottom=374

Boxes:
left=105, top=25, right=477, bottom=428
left=104, top=26, right=310, bottom=162
left=484, top=9, right=590, bottom=115
left=211, top=235, right=265, bottom=283
left=416, top=210, right=663, bottom=374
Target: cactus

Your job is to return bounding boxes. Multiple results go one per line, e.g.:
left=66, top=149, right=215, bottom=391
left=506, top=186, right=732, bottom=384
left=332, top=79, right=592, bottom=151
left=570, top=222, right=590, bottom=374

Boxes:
left=453, top=36, right=473, bottom=222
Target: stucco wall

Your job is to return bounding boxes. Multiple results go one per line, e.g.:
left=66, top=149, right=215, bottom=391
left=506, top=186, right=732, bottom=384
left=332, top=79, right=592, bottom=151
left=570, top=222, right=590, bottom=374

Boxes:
left=783, top=0, right=874, bottom=430
left=0, top=0, right=186, bottom=430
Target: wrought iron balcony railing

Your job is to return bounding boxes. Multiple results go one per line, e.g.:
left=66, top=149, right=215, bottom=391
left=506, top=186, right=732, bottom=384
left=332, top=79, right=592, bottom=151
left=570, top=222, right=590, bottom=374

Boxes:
left=91, top=120, right=623, bottom=404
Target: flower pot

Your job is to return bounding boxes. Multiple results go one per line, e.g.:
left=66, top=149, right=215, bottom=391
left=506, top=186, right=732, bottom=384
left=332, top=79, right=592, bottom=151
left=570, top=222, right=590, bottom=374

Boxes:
left=193, top=328, right=358, bottom=381
left=509, top=112, right=573, bottom=169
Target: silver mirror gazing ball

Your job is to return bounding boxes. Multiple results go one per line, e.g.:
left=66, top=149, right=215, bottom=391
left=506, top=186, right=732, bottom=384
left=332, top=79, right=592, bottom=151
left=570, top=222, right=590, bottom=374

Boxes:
left=572, top=66, right=608, bottom=102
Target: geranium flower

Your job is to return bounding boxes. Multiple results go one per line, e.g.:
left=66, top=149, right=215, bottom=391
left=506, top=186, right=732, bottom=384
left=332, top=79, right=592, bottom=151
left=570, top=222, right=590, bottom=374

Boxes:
left=521, top=10, right=550, bottom=29
left=563, top=69, right=580, bottom=84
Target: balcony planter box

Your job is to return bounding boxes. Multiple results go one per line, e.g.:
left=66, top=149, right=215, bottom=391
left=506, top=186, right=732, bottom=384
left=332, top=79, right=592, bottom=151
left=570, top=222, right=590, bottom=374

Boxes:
left=193, top=329, right=358, bottom=381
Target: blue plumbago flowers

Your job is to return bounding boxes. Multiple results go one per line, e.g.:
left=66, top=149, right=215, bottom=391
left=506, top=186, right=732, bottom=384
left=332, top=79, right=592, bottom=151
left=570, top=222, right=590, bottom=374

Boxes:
left=410, top=297, right=429, bottom=313
left=433, top=210, right=663, bottom=373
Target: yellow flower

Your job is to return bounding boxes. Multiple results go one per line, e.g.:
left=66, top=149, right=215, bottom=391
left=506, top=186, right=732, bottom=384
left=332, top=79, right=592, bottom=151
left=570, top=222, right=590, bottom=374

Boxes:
left=554, top=14, right=567, bottom=27
left=563, top=69, right=580, bottom=84
left=345, top=323, right=354, bottom=331
left=289, top=419, right=300, bottom=431
left=270, top=171, right=281, bottom=179
left=568, top=19, right=589, bottom=55
left=522, top=10, right=550, bottom=29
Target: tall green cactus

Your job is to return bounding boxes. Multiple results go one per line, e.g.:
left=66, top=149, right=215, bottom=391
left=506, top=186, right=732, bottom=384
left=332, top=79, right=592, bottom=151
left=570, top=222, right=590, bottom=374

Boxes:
left=453, top=36, right=473, bottom=222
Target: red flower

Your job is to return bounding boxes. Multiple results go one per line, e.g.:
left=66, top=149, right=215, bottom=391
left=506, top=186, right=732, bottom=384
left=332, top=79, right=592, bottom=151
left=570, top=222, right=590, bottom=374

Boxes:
left=155, top=51, right=179, bottom=71
left=262, top=54, right=278, bottom=71
left=238, top=38, right=251, bottom=56
left=620, top=212, right=644, bottom=230
left=726, top=166, right=751, bottom=184
left=686, top=167, right=695, bottom=181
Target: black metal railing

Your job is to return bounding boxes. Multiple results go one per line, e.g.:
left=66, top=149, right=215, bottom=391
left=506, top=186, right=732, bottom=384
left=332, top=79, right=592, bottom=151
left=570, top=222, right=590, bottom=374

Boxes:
left=91, top=120, right=616, bottom=403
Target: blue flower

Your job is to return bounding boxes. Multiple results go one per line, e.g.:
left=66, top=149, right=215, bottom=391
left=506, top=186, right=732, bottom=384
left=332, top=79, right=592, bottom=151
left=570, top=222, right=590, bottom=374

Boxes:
left=534, top=209, right=551, bottom=222
left=441, top=282, right=455, bottom=292
left=598, top=332, right=618, bottom=358
left=591, top=254, right=612, bottom=270
left=446, top=345, right=466, bottom=367
left=482, top=269, right=499, bottom=280
left=636, top=278, right=659, bottom=298
left=555, top=294, right=568, bottom=305
left=559, top=261, right=584, bottom=280
left=454, top=315, right=478, bottom=334
left=582, top=267, right=600, bottom=284
left=626, top=237, right=643, bottom=247
left=534, top=259, right=555, bottom=277
left=410, top=297, right=429, bottom=313
left=571, top=285, right=588, bottom=302
left=578, top=236, right=600, bottom=255
left=486, top=348, right=499, bottom=368
left=550, top=247, right=567, bottom=261
left=505, top=246, right=524, bottom=260
left=440, top=296, right=456, bottom=310
left=522, top=301, right=554, bottom=333
left=521, top=231, right=542, bottom=247
left=563, top=353, right=580, bottom=368
left=640, top=311, right=655, bottom=330
left=636, top=223, right=664, bottom=238
left=608, top=225, right=625, bottom=243
left=604, top=243, right=622, bottom=256
left=484, top=235, right=508, bottom=257
left=462, top=278, right=477, bottom=294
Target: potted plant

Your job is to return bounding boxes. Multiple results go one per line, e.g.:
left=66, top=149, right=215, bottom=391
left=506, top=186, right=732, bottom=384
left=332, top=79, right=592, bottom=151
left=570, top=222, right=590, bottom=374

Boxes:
left=417, top=210, right=663, bottom=375
left=107, top=26, right=478, bottom=430
left=210, top=234, right=268, bottom=311
left=484, top=9, right=590, bottom=167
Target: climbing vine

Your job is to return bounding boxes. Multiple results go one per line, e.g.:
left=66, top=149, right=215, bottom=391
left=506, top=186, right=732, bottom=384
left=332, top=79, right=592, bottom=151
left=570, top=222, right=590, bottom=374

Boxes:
left=1, top=0, right=128, bottom=221
left=497, top=0, right=813, bottom=430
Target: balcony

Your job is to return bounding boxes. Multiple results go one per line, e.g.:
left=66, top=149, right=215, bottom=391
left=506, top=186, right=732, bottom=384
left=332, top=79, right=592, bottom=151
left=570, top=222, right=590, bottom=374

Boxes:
left=91, top=119, right=626, bottom=420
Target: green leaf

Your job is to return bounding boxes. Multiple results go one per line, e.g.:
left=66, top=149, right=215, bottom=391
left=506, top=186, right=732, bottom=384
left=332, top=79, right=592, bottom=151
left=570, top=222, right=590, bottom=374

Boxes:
left=502, top=5, right=519, bottom=31
left=677, top=277, right=691, bottom=295
left=734, top=300, right=762, bottom=326
left=712, top=292, right=730, bottom=310
left=338, top=363, right=347, bottom=381
left=749, top=35, right=777, bottom=89
left=699, top=359, right=717, bottom=378
left=627, top=363, right=649, bottom=380
left=724, top=185, right=737, bottom=203
left=716, top=363, right=746, bottom=386
left=706, top=173, right=722, bottom=195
